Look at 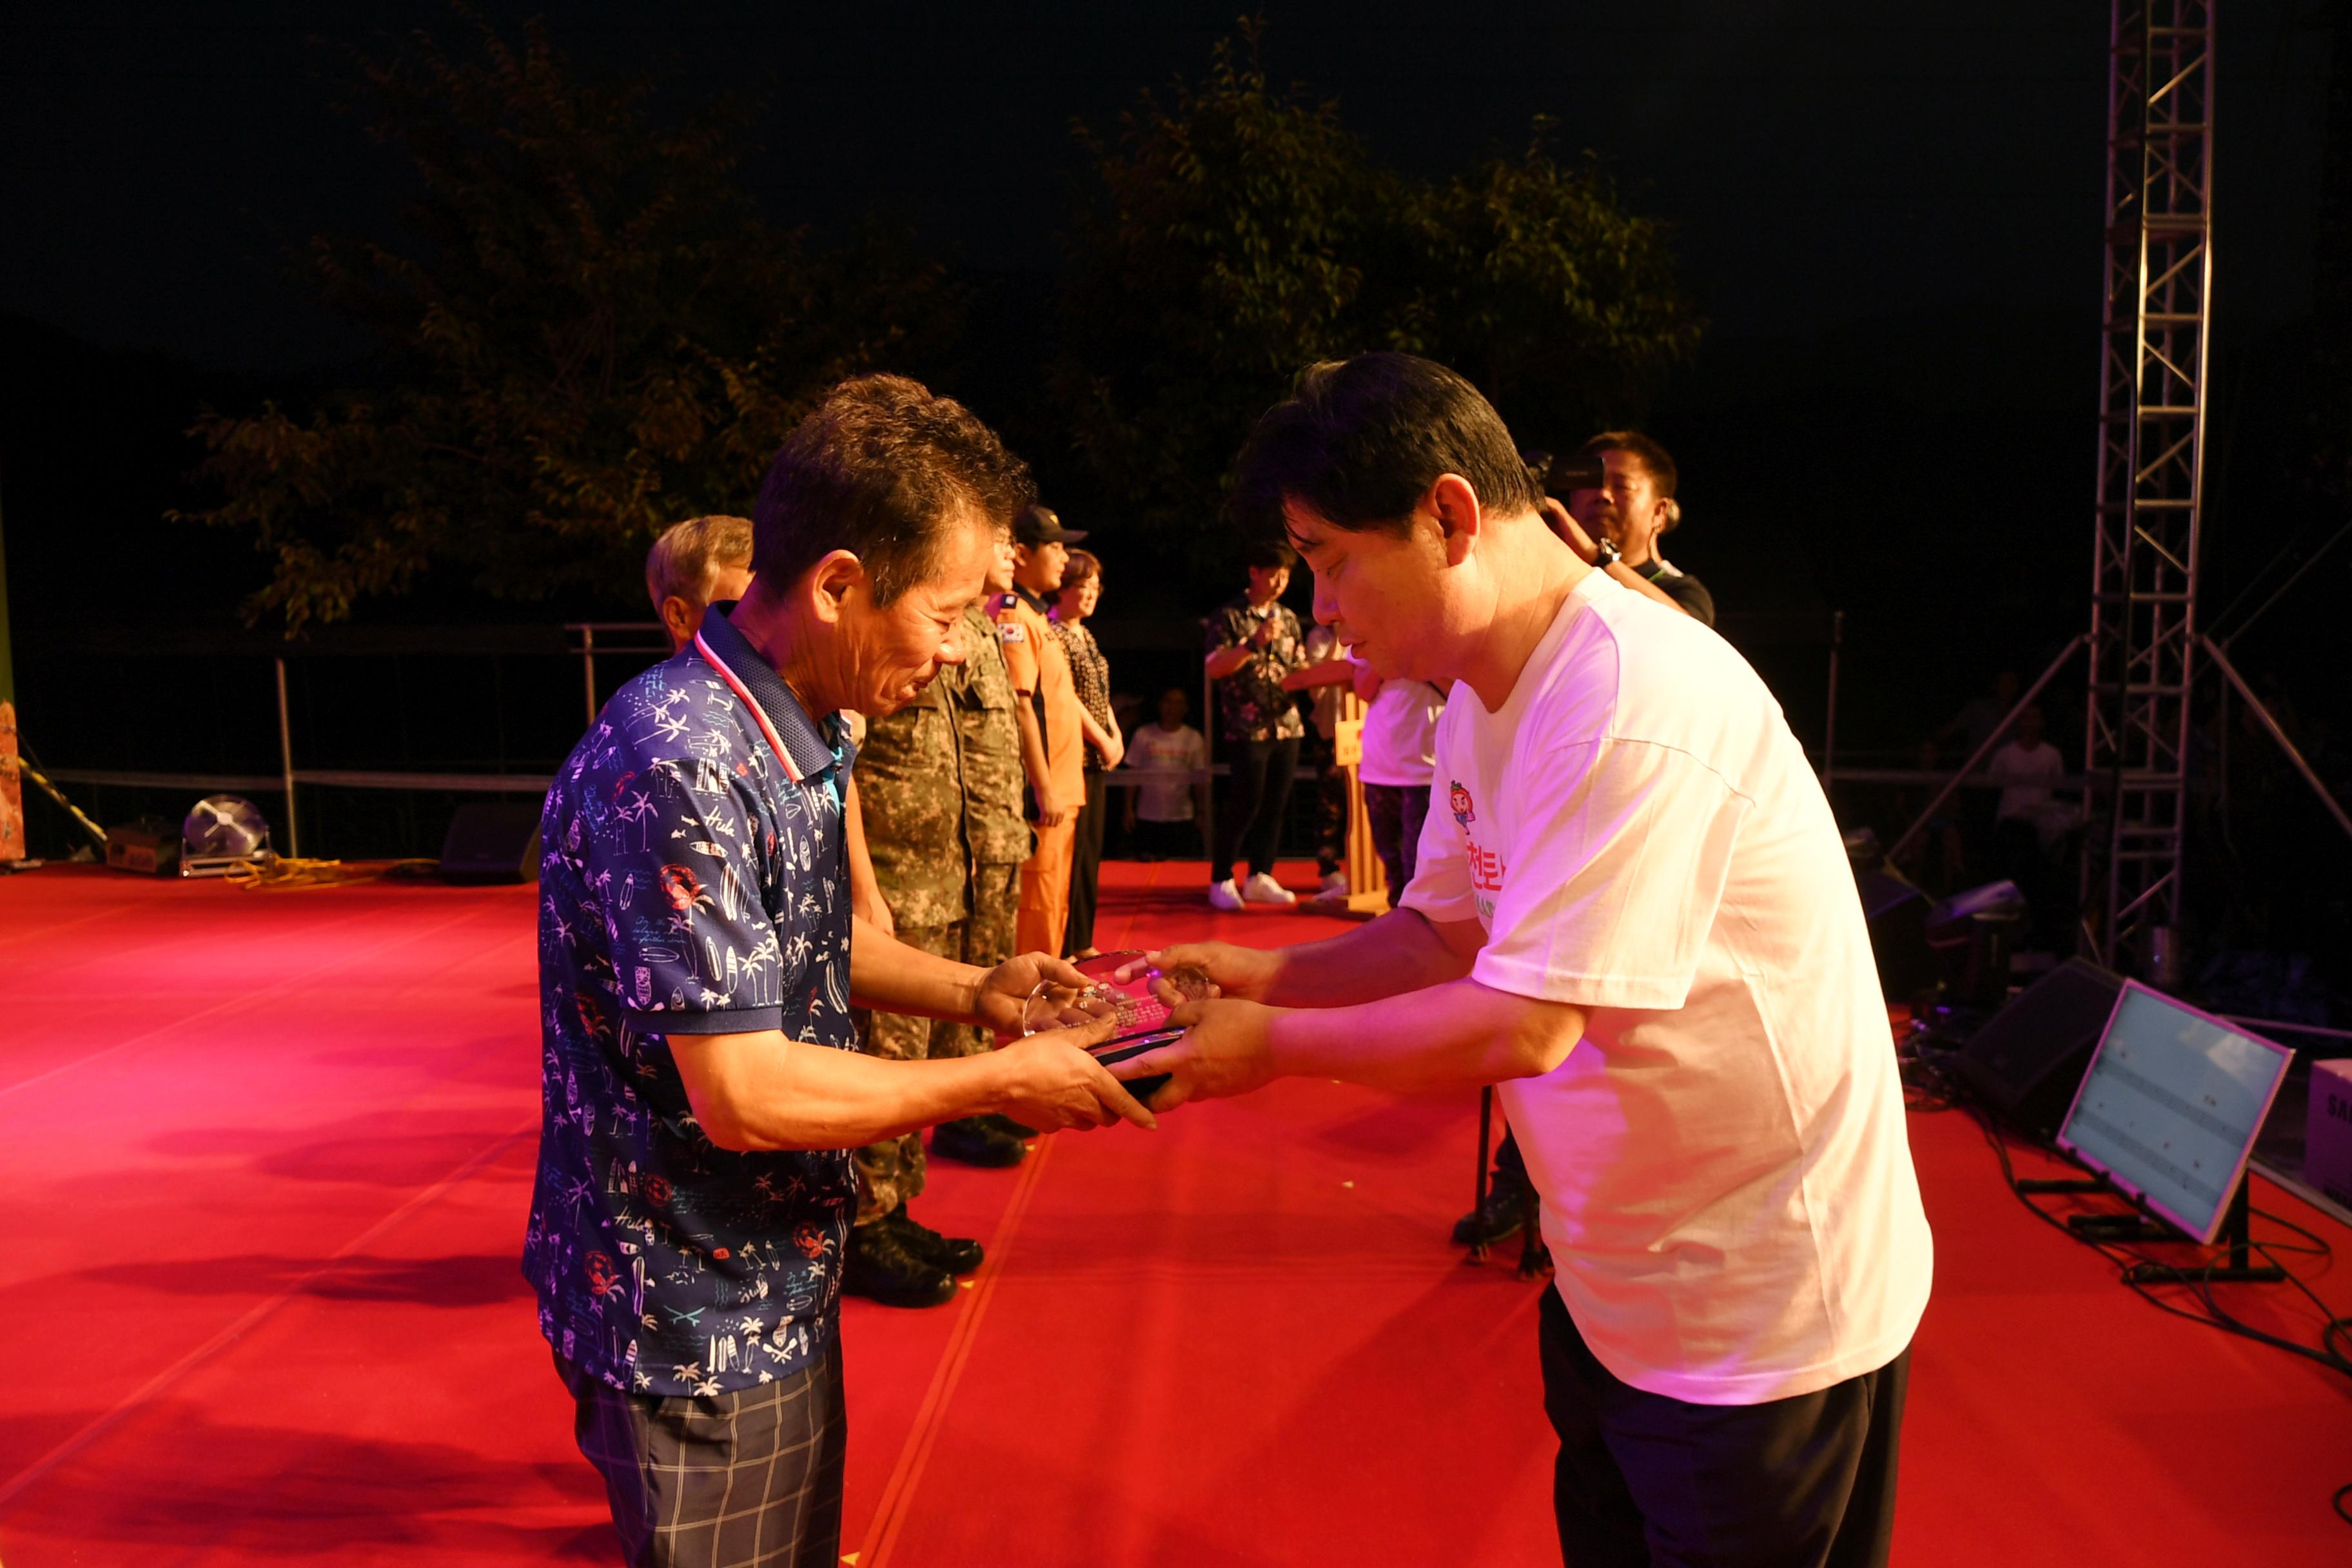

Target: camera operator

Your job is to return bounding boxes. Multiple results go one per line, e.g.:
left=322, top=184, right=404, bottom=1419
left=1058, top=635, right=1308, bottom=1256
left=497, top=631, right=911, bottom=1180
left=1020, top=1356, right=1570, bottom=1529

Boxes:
left=1548, top=433, right=1715, bottom=627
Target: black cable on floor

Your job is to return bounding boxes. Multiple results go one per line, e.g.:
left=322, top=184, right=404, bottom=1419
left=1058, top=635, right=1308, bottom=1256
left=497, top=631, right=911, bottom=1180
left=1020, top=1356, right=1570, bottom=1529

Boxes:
left=1906, top=1046, right=2352, bottom=1531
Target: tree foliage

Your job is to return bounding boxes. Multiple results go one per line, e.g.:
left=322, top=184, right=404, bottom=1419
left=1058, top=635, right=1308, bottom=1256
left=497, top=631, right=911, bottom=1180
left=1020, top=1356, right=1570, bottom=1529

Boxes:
left=181, top=14, right=958, bottom=632
left=1388, top=128, right=1704, bottom=451
left=1052, top=23, right=1701, bottom=580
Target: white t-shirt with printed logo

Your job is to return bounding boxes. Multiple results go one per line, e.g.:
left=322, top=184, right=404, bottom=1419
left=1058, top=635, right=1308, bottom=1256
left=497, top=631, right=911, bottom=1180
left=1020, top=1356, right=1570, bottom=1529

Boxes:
left=1402, top=569, right=1932, bottom=1406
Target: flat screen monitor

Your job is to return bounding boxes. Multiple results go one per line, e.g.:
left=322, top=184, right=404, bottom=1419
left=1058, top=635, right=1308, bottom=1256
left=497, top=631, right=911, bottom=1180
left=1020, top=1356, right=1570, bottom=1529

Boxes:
left=2055, top=981, right=2293, bottom=1244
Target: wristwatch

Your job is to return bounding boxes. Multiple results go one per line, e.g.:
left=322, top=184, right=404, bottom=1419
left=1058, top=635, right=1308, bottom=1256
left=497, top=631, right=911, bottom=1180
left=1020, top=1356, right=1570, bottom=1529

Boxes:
left=1590, top=537, right=1622, bottom=568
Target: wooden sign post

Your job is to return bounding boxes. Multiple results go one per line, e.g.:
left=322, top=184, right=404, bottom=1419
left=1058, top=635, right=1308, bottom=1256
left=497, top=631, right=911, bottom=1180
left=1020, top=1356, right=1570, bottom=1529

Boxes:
left=0, top=701, right=23, bottom=862
left=1330, top=689, right=1389, bottom=916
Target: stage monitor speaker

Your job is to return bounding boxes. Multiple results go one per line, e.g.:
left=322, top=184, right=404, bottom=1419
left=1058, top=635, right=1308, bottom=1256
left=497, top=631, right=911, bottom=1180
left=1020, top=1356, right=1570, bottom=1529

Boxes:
left=438, top=802, right=542, bottom=885
left=1952, top=956, right=2124, bottom=1135
left=1856, top=868, right=1936, bottom=1004
left=2306, top=1058, right=2352, bottom=1211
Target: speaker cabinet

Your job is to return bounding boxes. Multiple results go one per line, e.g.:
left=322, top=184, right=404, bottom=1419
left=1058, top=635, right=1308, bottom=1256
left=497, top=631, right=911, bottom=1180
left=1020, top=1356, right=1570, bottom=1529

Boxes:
left=1953, top=957, right=2124, bottom=1135
left=438, top=802, right=543, bottom=885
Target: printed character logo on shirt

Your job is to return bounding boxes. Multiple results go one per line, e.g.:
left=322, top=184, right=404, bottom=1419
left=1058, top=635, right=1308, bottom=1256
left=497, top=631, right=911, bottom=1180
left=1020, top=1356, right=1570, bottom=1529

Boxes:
left=1449, top=781, right=1476, bottom=828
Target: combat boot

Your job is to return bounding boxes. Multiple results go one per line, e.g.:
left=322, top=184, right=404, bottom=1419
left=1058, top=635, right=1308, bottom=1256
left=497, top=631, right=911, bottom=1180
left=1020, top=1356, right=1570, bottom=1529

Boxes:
left=932, top=1116, right=1027, bottom=1168
left=842, top=1218, right=957, bottom=1308
left=890, top=1208, right=984, bottom=1275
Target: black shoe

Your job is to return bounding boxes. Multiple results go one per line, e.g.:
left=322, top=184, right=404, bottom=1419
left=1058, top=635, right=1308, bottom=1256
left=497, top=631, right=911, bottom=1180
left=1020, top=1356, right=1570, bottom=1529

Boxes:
left=842, top=1220, right=957, bottom=1308
left=1452, top=1177, right=1532, bottom=1248
left=980, top=1113, right=1038, bottom=1141
left=891, top=1208, right=984, bottom=1275
left=932, top=1117, right=1028, bottom=1168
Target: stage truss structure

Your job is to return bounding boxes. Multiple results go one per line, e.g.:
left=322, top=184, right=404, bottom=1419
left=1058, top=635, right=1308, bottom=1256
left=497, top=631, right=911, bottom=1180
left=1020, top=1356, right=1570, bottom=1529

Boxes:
left=2082, top=0, right=2216, bottom=982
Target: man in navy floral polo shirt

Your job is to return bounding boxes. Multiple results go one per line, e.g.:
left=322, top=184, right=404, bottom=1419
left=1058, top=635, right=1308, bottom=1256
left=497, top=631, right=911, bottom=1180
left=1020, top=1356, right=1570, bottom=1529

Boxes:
left=527, top=375, right=1153, bottom=1568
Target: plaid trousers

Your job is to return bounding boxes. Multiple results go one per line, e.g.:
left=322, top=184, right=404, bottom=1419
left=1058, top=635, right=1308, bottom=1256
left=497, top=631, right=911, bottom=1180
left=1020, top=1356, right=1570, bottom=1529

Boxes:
left=558, top=1344, right=847, bottom=1568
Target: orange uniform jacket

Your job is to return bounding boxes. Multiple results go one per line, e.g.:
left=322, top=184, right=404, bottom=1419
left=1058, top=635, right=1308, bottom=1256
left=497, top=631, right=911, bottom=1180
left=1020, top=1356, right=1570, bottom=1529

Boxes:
left=993, top=589, right=1086, bottom=816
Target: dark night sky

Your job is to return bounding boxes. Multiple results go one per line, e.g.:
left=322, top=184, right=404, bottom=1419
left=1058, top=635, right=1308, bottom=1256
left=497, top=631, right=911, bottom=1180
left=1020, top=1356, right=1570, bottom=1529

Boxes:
left=2, top=1, right=2331, bottom=373
left=1, top=1, right=2343, bottom=787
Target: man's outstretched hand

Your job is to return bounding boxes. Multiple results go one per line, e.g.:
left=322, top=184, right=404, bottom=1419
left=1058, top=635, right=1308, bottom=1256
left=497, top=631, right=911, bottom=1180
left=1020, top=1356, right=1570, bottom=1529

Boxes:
left=1109, top=996, right=1283, bottom=1113
left=974, top=950, right=1090, bottom=1039
left=1130, top=941, right=1284, bottom=1004
left=993, top=1017, right=1157, bottom=1133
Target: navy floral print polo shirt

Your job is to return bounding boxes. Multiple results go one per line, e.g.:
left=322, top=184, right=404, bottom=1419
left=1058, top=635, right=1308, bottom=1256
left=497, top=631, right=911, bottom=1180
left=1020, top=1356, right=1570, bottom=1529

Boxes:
left=524, top=605, right=860, bottom=1398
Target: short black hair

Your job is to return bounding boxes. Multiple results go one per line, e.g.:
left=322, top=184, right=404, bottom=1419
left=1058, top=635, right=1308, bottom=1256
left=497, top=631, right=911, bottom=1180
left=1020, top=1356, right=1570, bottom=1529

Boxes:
left=1576, top=430, right=1678, bottom=499
left=751, top=375, right=1035, bottom=605
left=1242, top=538, right=1298, bottom=573
left=1231, top=353, right=1544, bottom=540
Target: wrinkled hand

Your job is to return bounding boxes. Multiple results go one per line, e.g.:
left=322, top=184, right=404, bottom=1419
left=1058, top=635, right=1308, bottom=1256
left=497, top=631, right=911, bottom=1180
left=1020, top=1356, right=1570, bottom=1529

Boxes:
left=974, top=950, right=1090, bottom=1039
left=1110, top=997, right=1282, bottom=1112
left=1133, top=941, right=1282, bottom=1003
left=993, top=1019, right=1157, bottom=1132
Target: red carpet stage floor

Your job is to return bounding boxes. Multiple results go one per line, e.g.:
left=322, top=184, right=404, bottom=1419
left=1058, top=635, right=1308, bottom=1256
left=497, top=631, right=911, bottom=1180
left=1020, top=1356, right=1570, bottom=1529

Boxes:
left=1, top=859, right=2348, bottom=1564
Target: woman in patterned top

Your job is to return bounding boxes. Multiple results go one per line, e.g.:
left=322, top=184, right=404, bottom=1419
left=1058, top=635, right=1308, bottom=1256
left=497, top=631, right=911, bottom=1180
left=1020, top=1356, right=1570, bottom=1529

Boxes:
left=1202, top=538, right=1308, bottom=910
left=1052, top=548, right=1122, bottom=957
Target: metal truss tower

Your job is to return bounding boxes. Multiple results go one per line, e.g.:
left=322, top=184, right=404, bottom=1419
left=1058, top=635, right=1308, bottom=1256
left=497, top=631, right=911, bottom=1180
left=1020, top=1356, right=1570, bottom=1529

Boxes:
left=2084, top=0, right=2216, bottom=983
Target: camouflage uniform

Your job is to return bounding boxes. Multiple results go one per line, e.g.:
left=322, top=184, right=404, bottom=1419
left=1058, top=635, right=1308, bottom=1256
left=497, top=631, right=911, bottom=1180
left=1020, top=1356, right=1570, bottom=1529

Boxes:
left=953, top=602, right=1030, bottom=975
left=850, top=603, right=1030, bottom=1222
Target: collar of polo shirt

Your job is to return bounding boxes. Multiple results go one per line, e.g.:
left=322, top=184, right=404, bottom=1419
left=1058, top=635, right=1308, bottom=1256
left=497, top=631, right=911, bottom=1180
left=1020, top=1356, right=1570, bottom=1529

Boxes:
left=694, top=602, right=845, bottom=782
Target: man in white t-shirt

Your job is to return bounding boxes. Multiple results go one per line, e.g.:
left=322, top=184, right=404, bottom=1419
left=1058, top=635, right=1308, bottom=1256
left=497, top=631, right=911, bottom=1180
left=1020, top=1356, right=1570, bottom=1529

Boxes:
left=1121, top=353, right=1932, bottom=1567
left=1122, top=686, right=1209, bottom=859
left=1988, top=704, right=2076, bottom=850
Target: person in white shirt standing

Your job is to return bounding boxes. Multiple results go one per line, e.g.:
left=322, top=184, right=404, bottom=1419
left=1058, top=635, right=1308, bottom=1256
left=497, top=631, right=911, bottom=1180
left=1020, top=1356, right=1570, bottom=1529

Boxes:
left=1348, top=653, right=1444, bottom=901
left=1988, top=703, right=2077, bottom=850
left=1123, top=687, right=1209, bottom=860
left=1123, top=353, right=1932, bottom=1568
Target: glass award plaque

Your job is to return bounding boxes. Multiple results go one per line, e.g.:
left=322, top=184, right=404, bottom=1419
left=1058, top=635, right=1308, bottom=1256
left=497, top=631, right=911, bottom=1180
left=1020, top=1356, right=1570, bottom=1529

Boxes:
left=1021, top=950, right=1213, bottom=1102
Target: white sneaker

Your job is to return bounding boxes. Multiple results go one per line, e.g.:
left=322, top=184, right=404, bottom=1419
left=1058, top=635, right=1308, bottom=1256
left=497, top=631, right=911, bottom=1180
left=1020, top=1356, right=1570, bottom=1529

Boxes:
left=1208, top=878, right=1246, bottom=912
left=1242, top=872, right=1298, bottom=906
left=1318, top=871, right=1349, bottom=897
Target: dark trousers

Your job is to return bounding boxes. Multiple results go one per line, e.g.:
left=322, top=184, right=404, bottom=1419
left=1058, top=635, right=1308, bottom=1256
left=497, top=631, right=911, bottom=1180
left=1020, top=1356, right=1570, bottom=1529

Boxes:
left=1065, top=767, right=1109, bottom=954
left=1361, top=780, right=1427, bottom=901
left=558, top=1346, right=848, bottom=1568
left=1539, top=1289, right=1908, bottom=1568
left=1212, top=735, right=1299, bottom=883
left=1315, top=755, right=1348, bottom=876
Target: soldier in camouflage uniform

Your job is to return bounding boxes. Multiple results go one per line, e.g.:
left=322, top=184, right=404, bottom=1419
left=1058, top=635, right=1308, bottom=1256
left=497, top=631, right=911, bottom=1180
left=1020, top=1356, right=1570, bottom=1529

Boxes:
left=959, top=533, right=1034, bottom=1018
left=843, top=544, right=1035, bottom=1307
